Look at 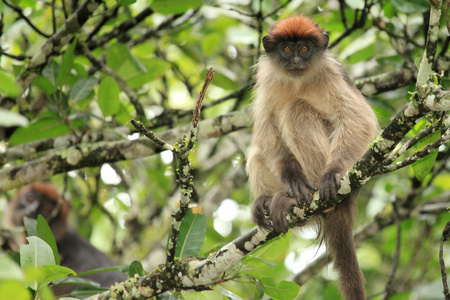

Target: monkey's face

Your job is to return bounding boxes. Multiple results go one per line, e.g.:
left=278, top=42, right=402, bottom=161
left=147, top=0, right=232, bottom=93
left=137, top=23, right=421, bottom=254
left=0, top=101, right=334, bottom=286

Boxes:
left=274, top=40, right=320, bottom=77
left=14, top=188, right=57, bottom=224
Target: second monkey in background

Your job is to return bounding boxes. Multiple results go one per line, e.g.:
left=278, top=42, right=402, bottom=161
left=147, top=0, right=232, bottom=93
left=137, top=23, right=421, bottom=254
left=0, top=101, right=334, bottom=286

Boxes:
left=246, top=16, right=378, bottom=299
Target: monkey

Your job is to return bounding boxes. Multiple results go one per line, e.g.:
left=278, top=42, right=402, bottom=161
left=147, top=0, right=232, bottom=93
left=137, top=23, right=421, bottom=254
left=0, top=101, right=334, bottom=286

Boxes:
left=246, top=16, right=378, bottom=299
left=4, top=183, right=127, bottom=296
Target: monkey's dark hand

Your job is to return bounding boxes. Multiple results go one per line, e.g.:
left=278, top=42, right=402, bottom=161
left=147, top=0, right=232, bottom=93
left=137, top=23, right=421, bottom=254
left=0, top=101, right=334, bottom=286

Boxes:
left=252, top=195, right=273, bottom=230
left=320, top=168, right=342, bottom=202
left=281, top=159, right=317, bottom=207
left=286, top=178, right=317, bottom=207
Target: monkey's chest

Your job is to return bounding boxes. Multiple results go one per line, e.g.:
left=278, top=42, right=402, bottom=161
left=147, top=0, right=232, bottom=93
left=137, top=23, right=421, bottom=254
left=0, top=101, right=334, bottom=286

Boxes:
left=276, top=99, right=334, bottom=140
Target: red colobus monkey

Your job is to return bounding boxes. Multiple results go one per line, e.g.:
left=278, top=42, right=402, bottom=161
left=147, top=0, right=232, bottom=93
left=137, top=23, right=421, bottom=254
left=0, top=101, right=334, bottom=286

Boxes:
left=5, top=183, right=127, bottom=296
left=246, top=16, right=378, bottom=299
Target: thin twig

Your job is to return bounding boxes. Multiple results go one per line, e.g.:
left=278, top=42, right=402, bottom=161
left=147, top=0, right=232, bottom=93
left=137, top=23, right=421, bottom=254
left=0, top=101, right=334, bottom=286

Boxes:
left=380, top=128, right=450, bottom=174
left=446, top=0, right=450, bottom=35
left=0, top=48, right=31, bottom=60
left=382, top=196, right=402, bottom=300
left=193, top=68, right=214, bottom=128
left=338, top=0, right=348, bottom=30
left=265, top=0, right=292, bottom=18
left=130, top=120, right=174, bottom=151
left=329, top=0, right=374, bottom=49
left=51, top=0, right=57, bottom=34
left=383, top=126, right=434, bottom=165
left=2, top=0, right=51, bottom=38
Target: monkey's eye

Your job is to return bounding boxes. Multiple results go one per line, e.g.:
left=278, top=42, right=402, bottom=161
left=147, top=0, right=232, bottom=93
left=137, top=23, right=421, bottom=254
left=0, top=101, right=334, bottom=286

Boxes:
left=301, top=46, right=308, bottom=52
left=283, top=46, right=291, bottom=53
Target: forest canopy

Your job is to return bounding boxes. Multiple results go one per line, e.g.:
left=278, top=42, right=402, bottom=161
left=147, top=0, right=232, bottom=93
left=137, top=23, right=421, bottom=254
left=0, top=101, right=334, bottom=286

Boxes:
left=0, top=0, right=450, bottom=299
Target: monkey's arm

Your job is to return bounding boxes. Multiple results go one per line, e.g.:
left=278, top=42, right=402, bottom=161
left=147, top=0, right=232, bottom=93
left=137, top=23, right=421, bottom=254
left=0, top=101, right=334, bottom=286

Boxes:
left=321, top=97, right=377, bottom=201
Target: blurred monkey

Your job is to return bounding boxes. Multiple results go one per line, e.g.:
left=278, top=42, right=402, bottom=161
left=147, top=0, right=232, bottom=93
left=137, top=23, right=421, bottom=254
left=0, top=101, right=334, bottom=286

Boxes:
left=4, top=183, right=127, bottom=295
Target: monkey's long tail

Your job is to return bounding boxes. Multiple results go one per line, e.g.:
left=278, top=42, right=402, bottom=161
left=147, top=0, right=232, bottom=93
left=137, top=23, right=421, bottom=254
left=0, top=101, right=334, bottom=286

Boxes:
left=323, top=193, right=365, bottom=300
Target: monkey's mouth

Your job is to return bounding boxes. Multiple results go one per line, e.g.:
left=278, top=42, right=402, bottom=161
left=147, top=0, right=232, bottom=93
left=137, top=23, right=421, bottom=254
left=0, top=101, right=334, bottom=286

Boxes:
left=287, top=67, right=307, bottom=76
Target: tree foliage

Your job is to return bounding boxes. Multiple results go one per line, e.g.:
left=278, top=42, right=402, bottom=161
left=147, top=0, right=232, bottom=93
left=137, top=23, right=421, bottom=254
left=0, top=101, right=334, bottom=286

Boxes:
left=0, top=0, right=450, bottom=299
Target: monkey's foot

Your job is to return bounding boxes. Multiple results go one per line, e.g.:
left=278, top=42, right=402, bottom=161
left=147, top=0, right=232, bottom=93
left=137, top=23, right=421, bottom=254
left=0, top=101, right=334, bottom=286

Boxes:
left=320, top=168, right=342, bottom=202
left=252, top=195, right=273, bottom=229
left=269, top=192, right=298, bottom=233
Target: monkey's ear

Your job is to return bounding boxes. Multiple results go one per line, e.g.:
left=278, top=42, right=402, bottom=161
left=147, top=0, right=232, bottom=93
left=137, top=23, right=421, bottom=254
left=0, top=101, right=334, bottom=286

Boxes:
left=322, top=32, right=329, bottom=48
left=262, top=35, right=275, bottom=52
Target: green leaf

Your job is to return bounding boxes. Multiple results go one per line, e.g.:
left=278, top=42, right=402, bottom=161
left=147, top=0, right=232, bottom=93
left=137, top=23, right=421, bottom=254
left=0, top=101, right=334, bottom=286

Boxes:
left=20, top=236, right=55, bottom=268
left=0, top=280, right=30, bottom=300
left=42, top=61, right=60, bottom=89
left=6, top=250, right=21, bottom=265
left=0, top=109, right=29, bottom=127
left=118, top=0, right=136, bottom=5
left=52, top=276, right=100, bottom=288
left=258, top=277, right=300, bottom=300
left=70, top=77, right=98, bottom=102
left=106, top=43, right=129, bottom=71
left=8, top=111, right=84, bottom=146
left=391, top=0, right=429, bottom=13
left=128, top=261, right=145, bottom=277
left=76, top=265, right=126, bottom=277
left=0, top=69, right=20, bottom=96
left=36, top=265, right=76, bottom=287
left=126, top=58, right=170, bottom=89
left=151, top=0, right=202, bottom=14
left=218, top=285, right=247, bottom=300
left=209, top=72, right=239, bottom=90
left=181, top=288, right=223, bottom=300
left=23, top=217, right=38, bottom=237
left=201, top=34, right=222, bottom=56
left=411, top=130, right=440, bottom=181
left=97, top=76, right=120, bottom=117
left=58, top=38, right=77, bottom=87
left=36, top=215, right=60, bottom=265
left=242, top=234, right=290, bottom=278
left=243, top=255, right=276, bottom=269
left=338, top=31, right=376, bottom=61
left=174, top=210, right=206, bottom=258
left=106, top=44, right=145, bottom=75
left=68, top=287, right=110, bottom=298
left=33, top=75, right=55, bottom=95
left=0, top=254, right=24, bottom=281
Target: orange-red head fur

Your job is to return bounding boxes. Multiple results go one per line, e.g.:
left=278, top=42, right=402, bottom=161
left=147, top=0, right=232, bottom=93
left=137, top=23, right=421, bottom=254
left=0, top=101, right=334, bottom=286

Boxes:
left=15, top=183, right=69, bottom=221
left=263, top=16, right=328, bottom=51
left=12, top=183, right=69, bottom=237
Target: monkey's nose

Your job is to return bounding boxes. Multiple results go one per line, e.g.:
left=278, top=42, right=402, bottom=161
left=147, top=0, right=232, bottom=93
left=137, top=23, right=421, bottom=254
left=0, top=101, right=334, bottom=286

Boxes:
left=292, top=57, right=302, bottom=65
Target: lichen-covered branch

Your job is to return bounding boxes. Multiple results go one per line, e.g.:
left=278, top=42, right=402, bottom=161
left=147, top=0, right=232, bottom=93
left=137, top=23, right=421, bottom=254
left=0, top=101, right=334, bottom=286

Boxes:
left=381, top=128, right=450, bottom=174
left=0, top=108, right=251, bottom=192
left=87, top=8, right=154, bottom=50
left=165, top=68, right=213, bottom=262
left=293, top=194, right=450, bottom=285
left=17, top=0, right=102, bottom=90
left=354, top=68, right=416, bottom=96
left=88, top=227, right=280, bottom=300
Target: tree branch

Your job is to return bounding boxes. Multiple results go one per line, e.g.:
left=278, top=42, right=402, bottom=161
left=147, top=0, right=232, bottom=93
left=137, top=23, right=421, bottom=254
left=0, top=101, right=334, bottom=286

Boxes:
left=0, top=107, right=250, bottom=192
left=17, top=0, right=103, bottom=91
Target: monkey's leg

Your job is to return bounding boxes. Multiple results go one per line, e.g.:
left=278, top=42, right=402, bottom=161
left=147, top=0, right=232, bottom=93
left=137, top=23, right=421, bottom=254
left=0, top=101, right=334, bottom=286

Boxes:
left=247, top=154, right=282, bottom=229
left=323, top=192, right=365, bottom=300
